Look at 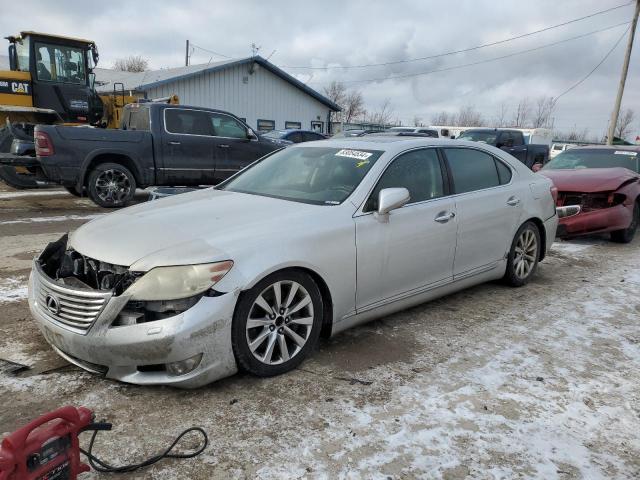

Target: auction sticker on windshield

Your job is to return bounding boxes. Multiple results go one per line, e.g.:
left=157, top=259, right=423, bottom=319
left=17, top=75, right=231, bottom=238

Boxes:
left=614, top=151, right=637, bottom=156
left=335, top=149, right=373, bottom=160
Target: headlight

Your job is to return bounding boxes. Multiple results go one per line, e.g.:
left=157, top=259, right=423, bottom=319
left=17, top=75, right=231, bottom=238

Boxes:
left=125, top=261, right=233, bottom=301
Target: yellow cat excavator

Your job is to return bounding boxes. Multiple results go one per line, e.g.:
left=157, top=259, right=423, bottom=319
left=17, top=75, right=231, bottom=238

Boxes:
left=0, top=31, right=177, bottom=188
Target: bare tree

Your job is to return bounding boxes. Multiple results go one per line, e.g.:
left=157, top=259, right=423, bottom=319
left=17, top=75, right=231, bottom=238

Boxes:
left=615, top=108, right=635, bottom=140
left=323, top=81, right=347, bottom=123
left=531, top=96, right=556, bottom=128
left=412, top=115, right=423, bottom=127
left=566, top=127, right=590, bottom=142
left=512, top=98, right=531, bottom=127
left=456, top=105, right=484, bottom=127
left=367, top=98, right=394, bottom=125
left=113, top=55, right=149, bottom=72
left=494, top=101, right=509, bottom=127
left=431, top=111, right=453, bottom=125
left=343, top=90, right=366, bottom=123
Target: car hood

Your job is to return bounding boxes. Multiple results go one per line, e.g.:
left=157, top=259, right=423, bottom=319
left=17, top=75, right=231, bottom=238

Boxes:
left=539, top=167, right=639, bottom=192
left=69, top=189, right=323, bottom=270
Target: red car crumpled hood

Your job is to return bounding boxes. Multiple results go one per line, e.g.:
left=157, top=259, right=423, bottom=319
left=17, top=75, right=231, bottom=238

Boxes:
left=539, top=167, right=639, bottom=192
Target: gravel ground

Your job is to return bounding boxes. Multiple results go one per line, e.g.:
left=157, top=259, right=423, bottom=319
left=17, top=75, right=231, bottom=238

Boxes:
left=1, top=185, right=639, bottom=479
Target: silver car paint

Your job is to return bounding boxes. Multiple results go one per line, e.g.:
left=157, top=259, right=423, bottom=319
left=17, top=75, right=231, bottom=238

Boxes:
left=29, top=138, right=558, bottom=387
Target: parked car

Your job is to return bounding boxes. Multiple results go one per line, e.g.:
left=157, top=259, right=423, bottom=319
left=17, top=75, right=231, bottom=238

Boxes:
left=261, top=129, right=327, bottom=146
left=539, top=146, right=640, bottom=242
left=29, top=138, right=557, bottom=387
left=33, top=103, right=281, bottom=207
left=330, top=129, right=379, bottom=138
left=457, top=128, right=549, bottom=168
left=386, top=126, right=439, bottom=137
left=549, top=142, right=577, bottom=159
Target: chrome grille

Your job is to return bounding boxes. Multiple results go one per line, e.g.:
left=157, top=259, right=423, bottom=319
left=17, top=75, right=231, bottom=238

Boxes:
left=34, top=263, right=111, bottom=334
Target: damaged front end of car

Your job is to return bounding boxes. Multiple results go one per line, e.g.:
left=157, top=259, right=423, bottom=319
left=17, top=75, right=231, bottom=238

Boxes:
left=29, top=234, right=240, bottom=387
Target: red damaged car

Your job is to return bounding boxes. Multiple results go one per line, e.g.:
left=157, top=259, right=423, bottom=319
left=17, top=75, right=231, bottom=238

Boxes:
left=538, top=146, right=640, bottom=243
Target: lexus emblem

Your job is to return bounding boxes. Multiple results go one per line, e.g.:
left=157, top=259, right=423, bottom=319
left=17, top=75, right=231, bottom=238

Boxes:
left=44, top=294, right=61, bottom=315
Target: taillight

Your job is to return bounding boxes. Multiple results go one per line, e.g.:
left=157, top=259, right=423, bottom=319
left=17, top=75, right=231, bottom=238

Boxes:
left=35, top=131, right=54, bottom=157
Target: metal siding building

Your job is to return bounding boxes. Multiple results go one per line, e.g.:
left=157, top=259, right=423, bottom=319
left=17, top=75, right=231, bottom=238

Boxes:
left=94, top=56, right=339, bottom=133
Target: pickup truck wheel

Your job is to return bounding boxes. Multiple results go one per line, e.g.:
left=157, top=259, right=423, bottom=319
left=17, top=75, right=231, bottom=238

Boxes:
left=87, top=163, right=136, bottom=208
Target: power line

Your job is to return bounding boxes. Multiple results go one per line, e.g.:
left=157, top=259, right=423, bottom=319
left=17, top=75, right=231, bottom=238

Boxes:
left=190, top=43, right=233, bottom=59
left=554, top=25, right=631, bottom=103
left=280, top=1, right=634, bottom=69
left=308, top=21, right=630, bottom=86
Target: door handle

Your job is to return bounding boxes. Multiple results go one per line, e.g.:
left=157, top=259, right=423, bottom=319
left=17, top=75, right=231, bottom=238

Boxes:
left=217, top=144, right=230, bottom=148
left=506, top=196, right=521, bottom=206
left=168, top=141, right=181, bottom=145
left=434, top=212, right=455, bottom=223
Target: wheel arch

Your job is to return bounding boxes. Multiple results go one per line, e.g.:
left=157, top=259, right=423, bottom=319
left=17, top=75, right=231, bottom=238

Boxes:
left=80, top=152, right=142, bottom=188
left=240, top=265, right=335, bottom=339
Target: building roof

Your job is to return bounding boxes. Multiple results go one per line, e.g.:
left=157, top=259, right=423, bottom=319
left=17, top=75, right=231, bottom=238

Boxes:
left=95, top=56, right=341, bottom=111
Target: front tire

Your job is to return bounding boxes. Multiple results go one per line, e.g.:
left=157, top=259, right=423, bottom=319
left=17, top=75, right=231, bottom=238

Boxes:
left=87, top=163, right=136, bottom=208
left=503, top=221, right=541, bottom=287
left=232, top=270, right=323, bottom=377
left=611, top=201, right=639, bottom=243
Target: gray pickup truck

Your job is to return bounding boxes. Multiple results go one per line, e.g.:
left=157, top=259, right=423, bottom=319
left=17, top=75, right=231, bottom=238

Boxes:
left=34, top=102, right=280, bottom=207
left=457, top=128, right=549, bottom=169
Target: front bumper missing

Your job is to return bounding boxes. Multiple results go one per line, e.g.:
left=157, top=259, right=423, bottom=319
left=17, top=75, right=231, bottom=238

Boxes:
left=28, top=262, right=239, bottom=388
left=556, top=204, right=632, bottom=237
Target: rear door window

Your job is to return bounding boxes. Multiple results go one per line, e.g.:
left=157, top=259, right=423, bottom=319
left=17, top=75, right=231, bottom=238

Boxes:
left=444, top=148, right=501, bottom=194
left=302, top=132, right=322, bottom=142
left=288, top=132, right=303, bottom=143
left=512, top=132, right=524, bottom=146
left=165, top=109, right=214, bottom=136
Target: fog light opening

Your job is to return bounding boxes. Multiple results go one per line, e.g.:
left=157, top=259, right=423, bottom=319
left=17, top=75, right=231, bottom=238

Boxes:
left=166, top=353, right=203, bottom=376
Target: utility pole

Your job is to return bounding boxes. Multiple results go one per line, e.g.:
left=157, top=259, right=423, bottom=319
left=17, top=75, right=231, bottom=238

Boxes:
left=607, top=0, right=639, bottom=145
left=185, top=39, right=190, bottom=66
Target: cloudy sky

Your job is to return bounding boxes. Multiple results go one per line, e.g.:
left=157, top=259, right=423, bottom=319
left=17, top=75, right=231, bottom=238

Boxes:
left=2, top=0, right=639, bottom=139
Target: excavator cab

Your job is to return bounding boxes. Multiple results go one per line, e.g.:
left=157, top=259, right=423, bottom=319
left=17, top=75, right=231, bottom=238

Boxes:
left=4, top=31, right=103, bottom=124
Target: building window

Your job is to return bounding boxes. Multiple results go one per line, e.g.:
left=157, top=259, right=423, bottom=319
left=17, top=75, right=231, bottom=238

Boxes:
left=311, top=121, right=323, bottom=133
left=285, top=121, right=301, bottom=129
left=257, top=119, right=275, bottom=132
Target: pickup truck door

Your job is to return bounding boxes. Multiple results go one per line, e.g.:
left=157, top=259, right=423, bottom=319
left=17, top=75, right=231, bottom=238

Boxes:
left=498, top=131, right=527, bottom=165
left=159, top=108, right=217, bottom=186
left=209, top=112, right=267, bottom=181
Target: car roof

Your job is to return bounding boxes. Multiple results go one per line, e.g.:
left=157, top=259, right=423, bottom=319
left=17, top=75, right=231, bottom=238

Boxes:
left=568, top=145, right=640, bottom=151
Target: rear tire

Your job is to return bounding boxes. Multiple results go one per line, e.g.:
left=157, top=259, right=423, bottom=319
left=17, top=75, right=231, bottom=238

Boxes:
left=87, top=163, right=136, bottom=208
left=611, top=201, right=639, bottom=243
left=503, top=221, right=541, bottom=287
left=231, top=270, right=323, bottom=377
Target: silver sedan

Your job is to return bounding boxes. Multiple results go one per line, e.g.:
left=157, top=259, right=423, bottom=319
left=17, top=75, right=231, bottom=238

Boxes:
left=28, top=138, right=558, bottom=387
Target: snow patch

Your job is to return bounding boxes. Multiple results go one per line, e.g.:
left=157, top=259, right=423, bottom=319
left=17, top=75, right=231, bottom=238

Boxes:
left=0, top=214, right=101, bottom=225
left=0, top=277, right=28, bottom=303
left=0, top=190, right=67, bottom=199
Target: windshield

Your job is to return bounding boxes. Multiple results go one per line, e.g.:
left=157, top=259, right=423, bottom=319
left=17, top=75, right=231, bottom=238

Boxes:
left=34, top=41, right=87, bottom=84
left=219, top=146, right=383, bottom=205
left=388, top=127, right=414, bottom=132
left=263, top=130, right=287, bottom=139
left=458, top=130, right=497, bottom=144
left=543, top=149, right=639, bottom=173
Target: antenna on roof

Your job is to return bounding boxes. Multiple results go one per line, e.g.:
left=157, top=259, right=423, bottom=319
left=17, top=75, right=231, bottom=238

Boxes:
left=265, top=49, right=276, bottom=62
left=251, top=43, right=261, bottom=57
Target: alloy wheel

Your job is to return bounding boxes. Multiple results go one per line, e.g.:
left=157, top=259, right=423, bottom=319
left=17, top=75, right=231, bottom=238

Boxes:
left=245, top=280, right=314, bottom=365
left=513, top=228, right=538, bottom=280
left=94, top=169, right=131, bottom=204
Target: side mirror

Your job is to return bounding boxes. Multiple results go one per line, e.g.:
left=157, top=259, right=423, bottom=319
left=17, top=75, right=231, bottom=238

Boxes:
left=88, top=72, right=96, bottom=90
left=532, top=163, right=543, bottom=172
left=247, top=128, right=258, bottom=141
left=377, top=188, right=410, bottom=216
